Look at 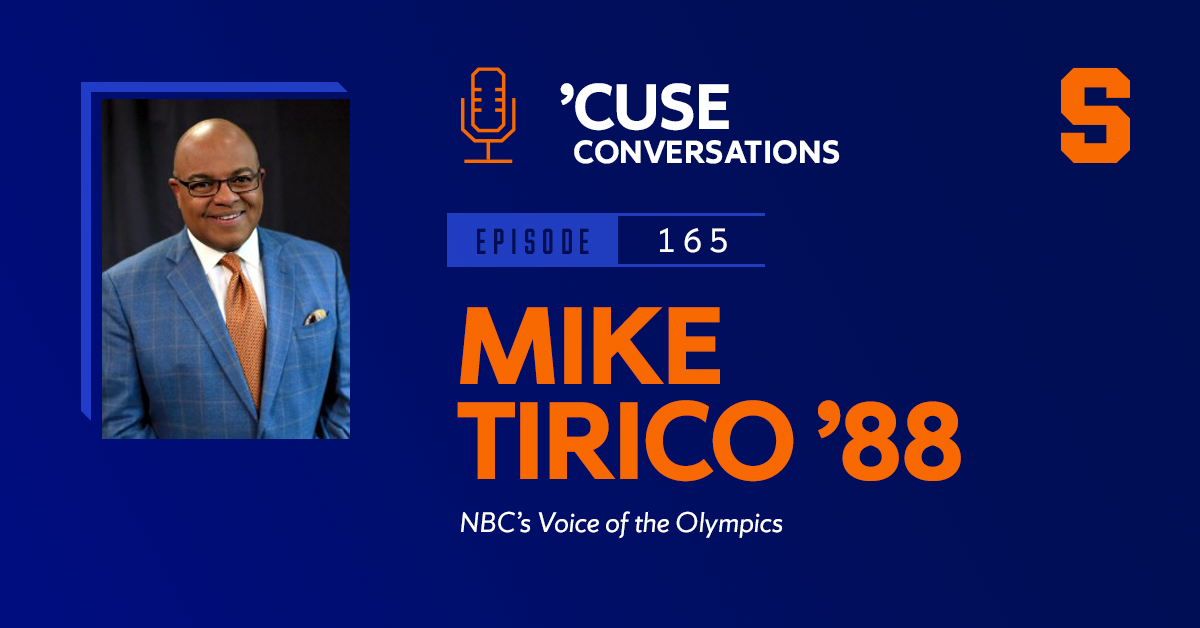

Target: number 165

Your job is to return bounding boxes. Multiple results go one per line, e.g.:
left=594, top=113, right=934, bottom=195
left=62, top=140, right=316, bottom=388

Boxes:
left=659, top=228, right=727, bottom=253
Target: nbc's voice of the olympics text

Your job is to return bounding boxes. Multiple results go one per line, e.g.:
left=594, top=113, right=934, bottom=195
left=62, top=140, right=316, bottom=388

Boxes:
left=461, top=511, right=785, bottom=539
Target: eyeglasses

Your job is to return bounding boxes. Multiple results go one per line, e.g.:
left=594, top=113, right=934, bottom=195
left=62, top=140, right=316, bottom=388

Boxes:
left=173, top=170, right=263, bottom=198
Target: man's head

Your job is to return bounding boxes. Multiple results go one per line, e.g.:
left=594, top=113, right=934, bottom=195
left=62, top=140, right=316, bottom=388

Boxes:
left=169, top=119, right=265, bottom=252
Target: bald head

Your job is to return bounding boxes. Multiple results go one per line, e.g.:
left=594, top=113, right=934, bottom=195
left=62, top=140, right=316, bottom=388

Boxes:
left=173, top=118, right=259, bottom=178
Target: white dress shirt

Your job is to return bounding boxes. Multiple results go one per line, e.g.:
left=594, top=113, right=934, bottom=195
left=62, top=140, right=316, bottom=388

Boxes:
left=187, top=228, right=268, bottom=327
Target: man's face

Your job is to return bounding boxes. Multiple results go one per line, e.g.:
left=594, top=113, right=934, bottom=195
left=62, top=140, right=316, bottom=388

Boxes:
left=169, top=126, right=264, bottom=252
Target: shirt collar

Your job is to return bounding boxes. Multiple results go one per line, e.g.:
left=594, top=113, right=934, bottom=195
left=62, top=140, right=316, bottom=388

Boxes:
left=186, top=228, right=262, bottom=273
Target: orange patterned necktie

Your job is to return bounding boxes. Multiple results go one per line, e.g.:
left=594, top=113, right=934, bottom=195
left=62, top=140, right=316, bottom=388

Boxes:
left=220, top=253, right=266, bottom=411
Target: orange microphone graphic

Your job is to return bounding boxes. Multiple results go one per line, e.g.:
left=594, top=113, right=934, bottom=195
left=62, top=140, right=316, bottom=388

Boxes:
left=461, top=67, right=516, bottom=163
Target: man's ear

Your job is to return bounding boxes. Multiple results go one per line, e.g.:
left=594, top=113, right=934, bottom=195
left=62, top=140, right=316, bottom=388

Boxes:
left=168, top=177, right=182, bottom=204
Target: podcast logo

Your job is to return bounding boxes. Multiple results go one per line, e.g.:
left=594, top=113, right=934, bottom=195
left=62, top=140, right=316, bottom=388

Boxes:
left=460, top=67, right=516, bottom=163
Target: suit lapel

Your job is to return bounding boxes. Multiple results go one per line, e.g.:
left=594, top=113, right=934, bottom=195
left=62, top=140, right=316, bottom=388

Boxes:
left=258, top=228, right=295, bottom=431
left=165, top=230, right=259, bottom=420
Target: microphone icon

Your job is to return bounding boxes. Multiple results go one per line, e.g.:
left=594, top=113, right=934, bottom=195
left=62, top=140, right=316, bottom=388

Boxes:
left=461, top=67, right=516, bottom=163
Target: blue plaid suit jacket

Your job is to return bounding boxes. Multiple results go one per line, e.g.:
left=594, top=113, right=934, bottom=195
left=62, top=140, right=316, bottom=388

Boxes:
left=102, top=228, right=350, bottom=439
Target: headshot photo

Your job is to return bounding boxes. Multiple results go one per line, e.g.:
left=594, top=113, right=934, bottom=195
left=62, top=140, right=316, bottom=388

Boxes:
left=101, top=99, right=350, bottom=439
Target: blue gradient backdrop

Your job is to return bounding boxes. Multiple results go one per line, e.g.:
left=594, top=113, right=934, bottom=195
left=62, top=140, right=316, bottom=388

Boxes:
left=4, top=1, right=1194, bottom=626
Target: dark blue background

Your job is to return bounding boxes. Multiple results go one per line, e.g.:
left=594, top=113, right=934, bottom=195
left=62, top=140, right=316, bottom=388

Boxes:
left=5, top=1, right=1195, bottom=626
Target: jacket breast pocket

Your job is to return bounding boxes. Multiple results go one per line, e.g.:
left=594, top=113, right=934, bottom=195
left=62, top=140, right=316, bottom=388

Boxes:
left=294, top=316, right=337, bottom=362
left=295, top=303, right=336, bottom=354
left=295, top=317, right=336, bottom=341
left=285, top=316, right=337, bottom=395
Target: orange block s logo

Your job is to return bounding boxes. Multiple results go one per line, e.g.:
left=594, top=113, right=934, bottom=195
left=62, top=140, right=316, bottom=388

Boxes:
left=460, top=67, right=516, bottom=163
left=1061, top=68, right=1129, bottom=163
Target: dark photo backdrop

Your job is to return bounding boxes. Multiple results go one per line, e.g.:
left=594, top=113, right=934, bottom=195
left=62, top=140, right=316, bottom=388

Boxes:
left=101, top=98, right=350, bottom=281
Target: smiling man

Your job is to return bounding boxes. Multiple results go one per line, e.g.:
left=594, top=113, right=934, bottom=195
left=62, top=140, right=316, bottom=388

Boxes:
left=102, top=118, right=350, bottom=439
